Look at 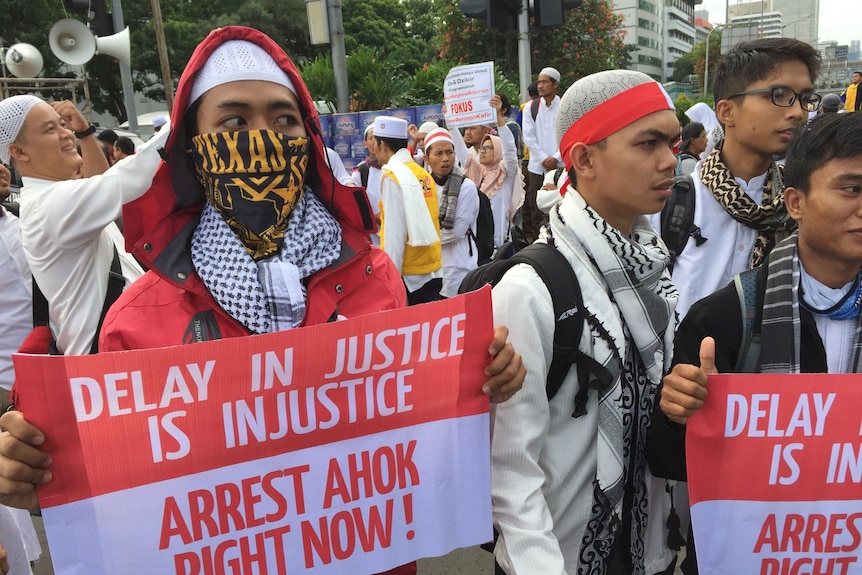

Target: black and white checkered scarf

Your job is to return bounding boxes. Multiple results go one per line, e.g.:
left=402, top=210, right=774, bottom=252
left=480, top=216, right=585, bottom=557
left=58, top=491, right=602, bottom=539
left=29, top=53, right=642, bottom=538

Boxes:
left=553, top=192, right=677, bottom=573
left=191, top=189, right=342, bottom=334
left=760, top=232, right=862, bottom=373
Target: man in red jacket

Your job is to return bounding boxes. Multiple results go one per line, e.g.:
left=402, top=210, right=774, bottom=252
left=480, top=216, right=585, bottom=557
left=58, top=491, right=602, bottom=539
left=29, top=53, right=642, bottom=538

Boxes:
left=0, top=27, right=524, bottom=574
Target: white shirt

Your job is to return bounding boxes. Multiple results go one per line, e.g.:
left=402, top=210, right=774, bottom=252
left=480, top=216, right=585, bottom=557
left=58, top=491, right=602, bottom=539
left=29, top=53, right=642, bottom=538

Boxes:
left=437, top=175, right=479, bottom=298
left=522, top=95, right=562, bottom=175
left=449, top=126, right=482, bottom=186
left=487, top=125, right=519, bottom=248
left=350, top=161, right=382, bottom=247
left=324, top=147, right=355, bottom=185
left=490, top=227, right=675, bottom=574
left=18, top=127, right=169, bottom=355
left=379, top=158, right=442, bottom=293
left=650, top=162, right=768, bottom=319
left=0, top=208, right=31, bottom=391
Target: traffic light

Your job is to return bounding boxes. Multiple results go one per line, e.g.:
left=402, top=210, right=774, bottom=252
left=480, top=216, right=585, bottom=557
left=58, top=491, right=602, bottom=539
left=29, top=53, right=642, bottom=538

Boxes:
left=534, top=0, right=583, bottom=27
left=63, top=0, right=114, bottom=36
left=460, top=0, right=521, bottom=33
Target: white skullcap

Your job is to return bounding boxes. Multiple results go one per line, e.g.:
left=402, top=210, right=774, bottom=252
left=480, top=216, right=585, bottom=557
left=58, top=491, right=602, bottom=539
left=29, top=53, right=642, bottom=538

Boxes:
left=0, top=95, right=44, bottom=165
left=422, top=127, right=453, bottom=152
left=417, top=121, right=439, bottom=136
left=152, top=115, right=168, bottom=128
left=556, top=69, right=673, bottom=170
left=372, top=116, right=408, bottom=139
left=539, top=67, right=561, bottom=83
left=189, top=40, right=296, bottom=107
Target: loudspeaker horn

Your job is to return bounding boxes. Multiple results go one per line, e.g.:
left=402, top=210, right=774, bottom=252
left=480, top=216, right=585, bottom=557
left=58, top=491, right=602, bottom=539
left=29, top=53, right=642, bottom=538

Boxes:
left=5, top=43, right=44, bottom=78
left=96, top=27, right=130, bottom=67
left=49, top=18, right=96, bottom=65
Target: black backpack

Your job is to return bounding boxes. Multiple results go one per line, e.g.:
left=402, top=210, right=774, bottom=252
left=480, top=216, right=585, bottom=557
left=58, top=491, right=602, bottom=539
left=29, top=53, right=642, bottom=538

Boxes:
left=658, top=174, right=707, bottom=271
left=459, top=242, right=612, bottom=416
left=468, top=186, right=495, bottom=264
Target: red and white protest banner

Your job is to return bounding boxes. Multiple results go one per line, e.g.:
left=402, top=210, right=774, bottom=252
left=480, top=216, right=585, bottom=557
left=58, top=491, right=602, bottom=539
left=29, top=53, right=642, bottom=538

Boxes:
left=687, top=374, right=862, bottom=575
left=443, top=61, right=495, bottom=128
left=13, top=289, right=495, bottom=575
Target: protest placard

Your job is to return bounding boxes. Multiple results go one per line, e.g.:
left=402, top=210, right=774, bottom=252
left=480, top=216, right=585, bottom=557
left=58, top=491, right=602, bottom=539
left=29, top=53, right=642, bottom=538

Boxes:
left=687, top=374, right=862, bottom=575
left=443, top=62, right=495, bottom=128
left=13, top=289, right=495, bottom=574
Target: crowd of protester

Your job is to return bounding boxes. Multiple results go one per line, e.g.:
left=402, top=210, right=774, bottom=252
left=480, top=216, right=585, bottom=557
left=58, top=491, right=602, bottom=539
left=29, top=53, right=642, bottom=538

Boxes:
left=0, top=24, right=859, bottom=575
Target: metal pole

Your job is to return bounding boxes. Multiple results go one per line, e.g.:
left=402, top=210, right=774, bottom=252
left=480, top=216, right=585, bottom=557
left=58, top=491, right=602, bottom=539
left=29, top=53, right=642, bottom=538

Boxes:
left=327, top=0, right=349, bottom=113
left=150, top=0, right=174, bottom=111
left=704, top=26, right=716, bottom=98
left=111, top=0, right=138, bottom=132
left=517, top=0, right=531, bottom=102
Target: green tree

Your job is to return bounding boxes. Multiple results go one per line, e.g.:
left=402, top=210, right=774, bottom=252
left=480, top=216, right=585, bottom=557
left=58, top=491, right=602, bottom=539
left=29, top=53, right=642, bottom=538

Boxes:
left=341, top=0, right=428, bottom=73
left=691, top=30, right=722, bottom=98
left=0, top=0, right=70, bottom=97
left=435, top=0, right=632, bottom=91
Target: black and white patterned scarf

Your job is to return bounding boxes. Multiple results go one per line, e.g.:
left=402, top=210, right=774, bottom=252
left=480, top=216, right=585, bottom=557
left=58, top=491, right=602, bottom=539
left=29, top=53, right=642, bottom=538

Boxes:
left=700, top=140, right=795, bottom=268
left=760, top=232, right=862, bottom=373
left=437, top=166, right=465, bottom=230
left=553, top=192, right=678, bottom=574
left=191, top=188, right=342, bottom=334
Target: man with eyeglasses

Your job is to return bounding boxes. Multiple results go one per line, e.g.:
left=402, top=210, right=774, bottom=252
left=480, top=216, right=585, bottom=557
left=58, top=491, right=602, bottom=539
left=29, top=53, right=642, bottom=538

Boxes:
left=656, top=38, right=821, bottom=320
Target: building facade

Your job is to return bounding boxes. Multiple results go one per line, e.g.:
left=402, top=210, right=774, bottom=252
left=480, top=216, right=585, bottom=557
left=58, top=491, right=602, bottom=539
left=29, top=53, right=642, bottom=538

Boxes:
left=616, top=0, right=666, bottom=79
left=662, top=0, right=700, bottom=81
left=772, top=0, right=819, bottom=45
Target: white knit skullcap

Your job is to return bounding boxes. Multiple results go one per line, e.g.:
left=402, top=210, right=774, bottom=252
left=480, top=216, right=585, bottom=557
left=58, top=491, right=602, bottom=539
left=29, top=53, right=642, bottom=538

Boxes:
left=555, top=69, right=664, bottom=146
left=0, top=95, right=44, bottom=165
left=189, top=40, right=296, bottom=107
left=539, top=67, right=561, bottom=83
left=372, top=116, right=408, bottom=139
left=423, top=127, right=453, bottom=152
left=417, top=121, right=439, bottom=136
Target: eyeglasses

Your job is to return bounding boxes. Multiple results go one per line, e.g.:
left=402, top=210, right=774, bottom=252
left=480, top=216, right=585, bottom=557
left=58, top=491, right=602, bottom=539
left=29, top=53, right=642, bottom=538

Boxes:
left=479, top=145, right=494, bottom=152
left=726, top=86, right=821, bottom=112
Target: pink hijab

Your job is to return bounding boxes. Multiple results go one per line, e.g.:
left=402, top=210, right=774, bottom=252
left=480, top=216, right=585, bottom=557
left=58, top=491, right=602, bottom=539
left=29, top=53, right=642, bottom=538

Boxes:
left=477, top=134, right=506, bottom=199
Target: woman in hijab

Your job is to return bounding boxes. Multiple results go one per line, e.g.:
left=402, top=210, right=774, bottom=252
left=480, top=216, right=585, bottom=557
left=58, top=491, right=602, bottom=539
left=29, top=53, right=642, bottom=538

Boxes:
left=477, top=95, right=520, bottom=249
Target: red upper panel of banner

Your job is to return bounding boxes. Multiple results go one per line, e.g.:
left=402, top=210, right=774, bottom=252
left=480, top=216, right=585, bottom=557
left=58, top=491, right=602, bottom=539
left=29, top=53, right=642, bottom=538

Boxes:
left=14, top=288, right=493, bottom=507
left=687, top=373, right=862, bottom=504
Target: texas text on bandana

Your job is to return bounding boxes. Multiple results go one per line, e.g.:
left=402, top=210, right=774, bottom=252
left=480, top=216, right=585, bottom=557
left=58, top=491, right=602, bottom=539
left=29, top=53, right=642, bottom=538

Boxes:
left=191, top=129, right=309, bottom=260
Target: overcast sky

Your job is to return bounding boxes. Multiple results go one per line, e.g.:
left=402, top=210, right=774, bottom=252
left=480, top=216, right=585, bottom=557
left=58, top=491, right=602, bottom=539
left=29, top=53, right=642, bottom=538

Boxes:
left=697, top=0, right=856, bottom=46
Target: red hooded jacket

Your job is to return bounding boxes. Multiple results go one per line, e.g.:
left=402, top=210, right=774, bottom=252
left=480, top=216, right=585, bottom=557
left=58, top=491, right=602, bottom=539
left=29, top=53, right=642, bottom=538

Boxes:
left=99, top=27, right=407, bottom=351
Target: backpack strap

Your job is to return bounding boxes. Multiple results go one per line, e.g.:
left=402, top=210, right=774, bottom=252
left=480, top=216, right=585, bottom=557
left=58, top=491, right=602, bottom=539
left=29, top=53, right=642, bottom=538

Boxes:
left=509, top=243, right=613, bottom=416
left=530, top=97, right=541, bottom=122
left=660, top=174, right=706, bottom=272
left=733, top=267, right=762, bottom=372
left=89, top=246, right=125, bottom=354
left=358, top=161, right=370, bottom=189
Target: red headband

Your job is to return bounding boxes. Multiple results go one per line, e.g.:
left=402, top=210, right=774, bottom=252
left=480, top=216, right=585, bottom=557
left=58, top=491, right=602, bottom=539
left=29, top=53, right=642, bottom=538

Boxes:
left=559, top=82, right=674, bottom=171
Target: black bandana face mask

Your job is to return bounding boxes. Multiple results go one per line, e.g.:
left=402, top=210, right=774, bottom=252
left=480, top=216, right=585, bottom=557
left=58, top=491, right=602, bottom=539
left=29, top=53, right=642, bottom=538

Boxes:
left=190, top=129, right=309, bottom=260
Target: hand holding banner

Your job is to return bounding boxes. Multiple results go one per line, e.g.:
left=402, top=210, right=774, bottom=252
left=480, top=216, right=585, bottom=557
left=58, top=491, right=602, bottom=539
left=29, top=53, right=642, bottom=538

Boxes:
left=13, top=289, right=495, bottom=574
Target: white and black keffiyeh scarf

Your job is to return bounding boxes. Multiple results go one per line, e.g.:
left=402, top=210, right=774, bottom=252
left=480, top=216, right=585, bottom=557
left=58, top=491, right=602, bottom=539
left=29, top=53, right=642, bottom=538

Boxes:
left=760, top=232, right=862, bottom=373
left=553, top=191, right=677, bottom=574
left=191, top=188, right=342, bottom=334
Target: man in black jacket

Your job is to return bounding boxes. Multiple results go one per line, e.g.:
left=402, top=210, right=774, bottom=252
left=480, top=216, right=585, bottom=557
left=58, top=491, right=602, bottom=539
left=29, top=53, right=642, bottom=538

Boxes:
left=649, top=111, right=862, bottom=572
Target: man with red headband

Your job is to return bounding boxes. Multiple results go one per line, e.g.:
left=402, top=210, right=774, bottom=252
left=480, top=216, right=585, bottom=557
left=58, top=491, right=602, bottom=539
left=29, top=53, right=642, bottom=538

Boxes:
left=489, top=69, right=680, bottom=574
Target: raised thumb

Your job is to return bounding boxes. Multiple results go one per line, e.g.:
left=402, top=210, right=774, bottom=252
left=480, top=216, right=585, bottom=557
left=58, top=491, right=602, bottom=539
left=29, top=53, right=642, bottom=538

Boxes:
left=700, top=336, right=718, bottom=375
